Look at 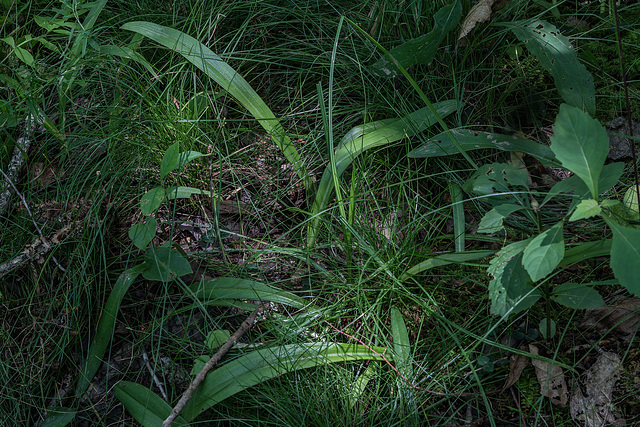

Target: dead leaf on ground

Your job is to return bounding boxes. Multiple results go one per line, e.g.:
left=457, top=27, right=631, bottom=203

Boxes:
left=502, top=350, right=529, bottom=390
left=570, top=352, right=624, bottom=427
left=458, top=0, right=495, bottom=45
left=529, top=344, right=569, bottom=406
left=578, top=297, right=640, bottom=341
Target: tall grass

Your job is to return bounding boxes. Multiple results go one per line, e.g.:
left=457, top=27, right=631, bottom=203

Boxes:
left=1, top=0, right=639, bottom=425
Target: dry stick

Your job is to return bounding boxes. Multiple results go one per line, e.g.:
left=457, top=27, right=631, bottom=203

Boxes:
left=0, top=168, right=65, bottom=275
left=163, top=304, right=265, bottom=426
left=0, top=114, right=35, bottom=216
left=612, top=0, right=640, bottom=199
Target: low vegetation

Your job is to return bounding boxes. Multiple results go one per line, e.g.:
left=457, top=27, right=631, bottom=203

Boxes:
left=1, top=0, right=640, bottom=425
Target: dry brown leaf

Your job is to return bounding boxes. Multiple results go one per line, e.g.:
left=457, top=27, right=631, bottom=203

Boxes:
left=570, top=352, right=624, bottom=427
left=578, top=297, right=640, bottom=341
left=529, top=344, right=569, bottom=406
left=458, top=0, right=495, bottom=45
left=502, top=351, right=530, bottom=390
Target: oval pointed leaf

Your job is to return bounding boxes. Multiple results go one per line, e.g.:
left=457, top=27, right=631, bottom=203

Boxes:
left=549, top=104, right=608, bottom=199
left=569, top=199, right=601, bottom=222
left=160, top=142, right=179, bottom=179
left=604, top=217, right=640, bottom=295
left=128, top=216, right=157, bottom=249
left=140, top=186, right=165, bottom=216
left=551, top=283, right=604, bottom=309
left=523, top=221, right=565, bottom=282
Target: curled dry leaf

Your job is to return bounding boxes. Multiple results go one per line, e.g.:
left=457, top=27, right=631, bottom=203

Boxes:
left=458, top=0, right=495, bottom=45
left=502, top=350, right=530, bottom=391
left=570, top=352, right=624, bottom=427
left=529, top=344, right=569, bottom=406
left=578, top=297, right=640, bottom=341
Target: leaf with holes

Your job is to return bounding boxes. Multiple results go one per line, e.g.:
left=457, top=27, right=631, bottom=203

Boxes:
left=509, top=19, right=595, bottom=115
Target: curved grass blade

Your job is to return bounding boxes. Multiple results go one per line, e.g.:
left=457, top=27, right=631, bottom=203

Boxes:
left=401, top=250, right=494, bottom=281
left=75, top=265, right=146, bottom=397
left=181, top=343, right=388, bottom=421
left=121, top=21, right=311, bottom=191
left=408, top=128, right=559, bottom=166
left=307, top=100, right=459, bottom=248
left=190, top=277, right=307, bottom=309
left=114, top=382, right=189, bottom=427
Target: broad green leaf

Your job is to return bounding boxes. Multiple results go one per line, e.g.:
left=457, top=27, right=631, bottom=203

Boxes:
left=122, top=22, right=311, bottom=191
left=114, top=382, right=189, bottom=427
left=408, top=129, right=558, bottom=166
left=128, top=216, right=157, bottom=249
left=191, top=277, right=307, bottom=309
left=568, top=162, right=625, bottom=211
left=177, top=151, right=203, bottom=168
left=523, top=221, right=565, bottom=281
left=604, top=217, right=640, bottom=295
left=551, top=283, right=604, bottom=309
left=569, top=199, right=601, bottom=221
left=478, top=204, right=524, bottom=234
left=307, top=100, right=459, bottom=248
left=181, top=343, right=388, bottom=421
left=165, top=186, right=212, bottom=200
left=488, top=240, right=541, bottom=316
left=509, top=19, right=595, bottom=115
left=140, top=186, right=165, bottom=216
left=160, top=142, right=179, bottom=178
left=75, top=265, right=146, bottom=397
left=205, top=329, right=230, bottom=351
left=400, top=250, right=494, bottom=281
left=41, top=407, right=76, bottom=427
left=390, top=307, right=412, bottom=379
left=549, top=104, right=608, bottom=199
left=372, top=0, right=461, bottom=77
left=142, top=247, right=192, bottom=282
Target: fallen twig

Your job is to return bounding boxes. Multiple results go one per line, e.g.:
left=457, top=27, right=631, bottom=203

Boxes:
left=0, top=114, right=36, bottom=217
left=163, top=303, right=265, bottom=426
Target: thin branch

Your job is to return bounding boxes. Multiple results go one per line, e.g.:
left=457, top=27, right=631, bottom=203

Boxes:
left=142, top=345, right=168, bottom=402
left=163, top=304, right=265, bottom=426
left=0, top=114, right=36, bottom=216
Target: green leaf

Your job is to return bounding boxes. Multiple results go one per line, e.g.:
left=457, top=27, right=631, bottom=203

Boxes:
left=98, top=44, right=158, bottom=78
left=75, top=265, right=146, bottom=397
left=569, top=199, right=601, bottom=221
left=464, top=163, right=528, bottom=196
left=371, top=0, right=461, bottom=77
left=191, top=277, right=307, bottom=309
left=160, top=142, right=179, bottom=178
left=604, top=217, right=640, bottom=295
left=177, top=151, right=203, bottom=168
left=408, top=129, right=558, bottom=166
left=142, top=247, right=192, bottom=282
left=624, top=186, right=640, bottom=219
left=478, top=204, right=524, bottom=234
left=559, top=239, right=612, bottom=266
left=400, top=250, right=494, bottom=281
left=41, top=407, right=77, bottom=427
left=549, top=104, right=608, bottom=199
left=205, top=329, right=230, bottom=351
left=128, top=217, right=157, bottom=249
left=165, top=186, right=212, bottom=200
left=522, top=221, right=565, bottom=281
left=390, top=307, right=412, bottom=379
left=140, top=186, right=165, bottom=216
left=509, top=19, right=595, bottom=115
left=181, top=343, right=388, bottom=421
left=551, top=283, right=604, bottom=309
left=121, top=21, right=311, bottom=191
left=307, top=100, right=459, bottom=248
left=114, top=382, right=189, bottom=427
left=488, top=240, right=541, bottom=316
